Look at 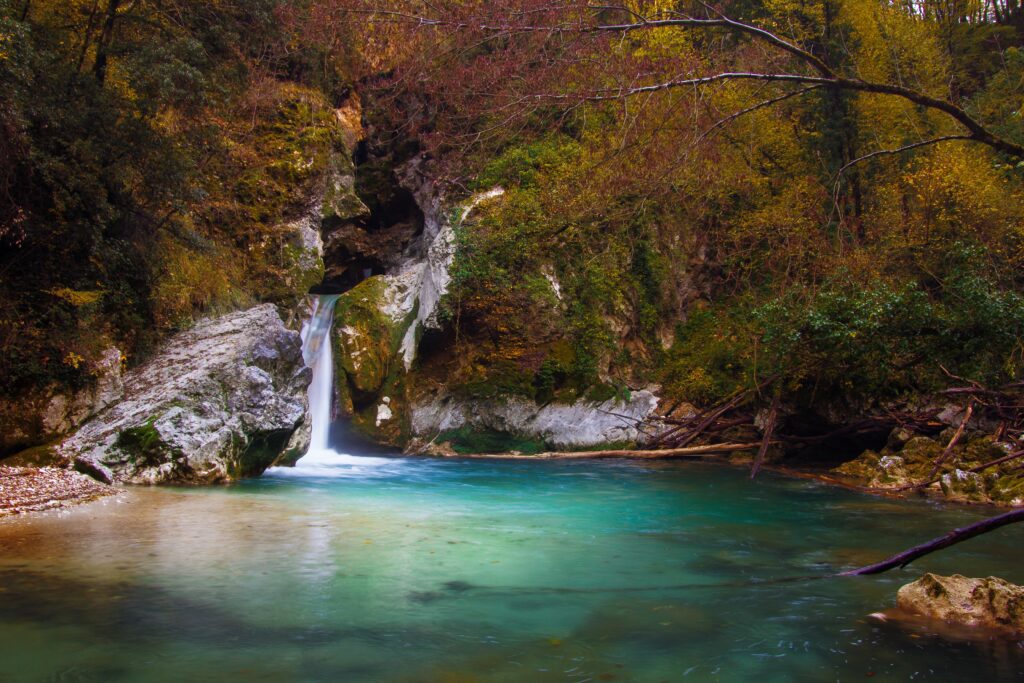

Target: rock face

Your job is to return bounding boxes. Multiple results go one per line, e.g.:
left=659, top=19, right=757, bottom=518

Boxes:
left=896, top=573, right=1024, bottom=634
left=0, top=347, right=125, bottom=457
left=60, top=305, right=310, bottom=484
left=411, top=390, right=660, bottom=451
left=328, top=189, right=506, bottom=446
left=324, top=182, right=668, bottom=454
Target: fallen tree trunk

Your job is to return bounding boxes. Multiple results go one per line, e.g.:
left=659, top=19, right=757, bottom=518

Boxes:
left=839, top=507, right=1024, bottom=576
left=436, top=443, right=761, bottom=460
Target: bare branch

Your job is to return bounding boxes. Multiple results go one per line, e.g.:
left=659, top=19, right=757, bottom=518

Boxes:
left=834, top=134, right=974, bottom=179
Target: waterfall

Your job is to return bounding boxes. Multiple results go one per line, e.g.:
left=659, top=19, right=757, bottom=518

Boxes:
left=301, top=294, right=340, bottom=454
left=281, top=294, right=395, bottom=475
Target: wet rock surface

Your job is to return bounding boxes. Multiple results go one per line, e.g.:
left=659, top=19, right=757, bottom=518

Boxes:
left=895, top=573, right=1024, bottom=635
left=60, top=305, right=310, bottom=485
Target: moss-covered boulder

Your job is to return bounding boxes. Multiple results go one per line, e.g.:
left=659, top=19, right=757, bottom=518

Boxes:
left=988, top=473, right=1024, bottom=506
left=960, top=435, right=1007, bottom=465
left=333, top=276, right=417, bottom=398
left=349, top=374, right=412, bottom=447
left=329, top=274, right=421, bottom=446
left=938, top=469, right=988, bottom=503
left=898, top=436, right=945, bottom=464
left=896, top=573, right=1024, bottom=635
left=834, top=426, right=1024, bottom=505
left=834, top=451, right=915, bottom=488
left=835, top=434, right=944, bottom=488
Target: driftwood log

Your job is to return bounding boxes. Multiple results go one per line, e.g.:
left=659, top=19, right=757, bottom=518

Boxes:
left=436, top=443, right=760, bottom=460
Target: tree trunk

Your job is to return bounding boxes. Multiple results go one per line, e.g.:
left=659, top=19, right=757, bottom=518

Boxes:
left=93, top=0, right=122, bottom=86
left=429, top=443, right=760, bottom=460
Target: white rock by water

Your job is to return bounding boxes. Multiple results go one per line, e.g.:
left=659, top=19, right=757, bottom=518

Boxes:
left=60, top=305, right=310, bottom=484
left=411, top=390, right=660, bottom=450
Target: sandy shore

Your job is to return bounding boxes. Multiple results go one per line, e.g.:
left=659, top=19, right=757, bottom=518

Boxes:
left=0, top=466, right=116, bottom=517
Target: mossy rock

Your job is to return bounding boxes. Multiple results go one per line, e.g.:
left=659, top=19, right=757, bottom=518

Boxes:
left=114, top=417, right=180, bottom=468
left=897, top=436, right=944, bottom=465
left=897, top=573, right=1024, bottom=634
left=886, top=426, right=916, bottom=451
left=333, top=278, right=401, bottom=397
left=987, top=473, right=1024, bottom=505
left=229, top=429, right=293, bottom=479
left=323, top=153, right=370, bottom=222
left=939, top=469, right=988, bottom=503
left=833, top=451, right=914, bottom=488
left=833, top=450, right=882, bottom=482
left=872, top=455, right=913, bottom=487
left=350, top=372, right=411, bottom=447
left=435, top=426, right=547, bottom=455
left=961, top=436, right=1006, bottom=465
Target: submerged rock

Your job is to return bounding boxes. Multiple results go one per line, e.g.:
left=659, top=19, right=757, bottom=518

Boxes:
left=60, top=305, right=310, bottom=484
left=896, top=573, right=1024, bottom=635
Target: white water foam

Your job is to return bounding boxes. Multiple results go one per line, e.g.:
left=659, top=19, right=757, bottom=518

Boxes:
left=269, top=294, right=397, bottom=478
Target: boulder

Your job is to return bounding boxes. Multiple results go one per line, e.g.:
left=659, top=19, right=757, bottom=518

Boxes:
left=334, top=277, right=407, bottom=398
left=939, top=469, right=989, bottom=503
left=73, top=455, right=114, bottom=485
left=410, top=390, right=660, bottom=452
left=896, top=573, right=1024, bottom=634
left=60, top=305, right=310, bottom=484
left=833, top=429, right=1024, bottom=505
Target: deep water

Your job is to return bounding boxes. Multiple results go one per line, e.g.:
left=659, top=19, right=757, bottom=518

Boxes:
left=1, top=457, right=1023, bottom=682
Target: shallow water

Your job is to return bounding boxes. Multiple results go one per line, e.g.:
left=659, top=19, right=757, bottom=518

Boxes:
left=1, top=456, right=1022, bottom=682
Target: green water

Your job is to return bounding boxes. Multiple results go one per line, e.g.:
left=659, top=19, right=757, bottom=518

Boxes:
left=1, top=457, right=1022, bottom=682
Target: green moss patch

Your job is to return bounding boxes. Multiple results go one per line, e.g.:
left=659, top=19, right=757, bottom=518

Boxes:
left=437, top=427, right=547, bottom=455
left=115, top=417, right=176, bottom=467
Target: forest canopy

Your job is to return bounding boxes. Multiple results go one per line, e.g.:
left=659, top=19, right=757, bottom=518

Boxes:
left=319, top=0, right=1024, bottom=405
left=1, top=0, right=1023, bottom=414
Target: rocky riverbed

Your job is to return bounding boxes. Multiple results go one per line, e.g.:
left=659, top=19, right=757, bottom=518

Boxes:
left=0, top=466, right=115, bottom=516
left=831, top=429, right=1024, bottom=506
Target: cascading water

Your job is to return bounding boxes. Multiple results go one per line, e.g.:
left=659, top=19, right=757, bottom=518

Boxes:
left=301, top=294, right=340, bottom=454
left=278, top=294, right=394, bottom=475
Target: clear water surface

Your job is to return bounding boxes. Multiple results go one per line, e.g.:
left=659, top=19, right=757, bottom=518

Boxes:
left=2, top=455, right=1023, bottom=682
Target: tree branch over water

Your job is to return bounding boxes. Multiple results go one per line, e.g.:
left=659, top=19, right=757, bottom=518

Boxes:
left=840, top=508, right=1024, bottom=576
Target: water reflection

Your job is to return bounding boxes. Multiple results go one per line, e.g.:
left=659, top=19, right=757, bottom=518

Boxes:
left=0, top=460, right=1022, bottom=682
